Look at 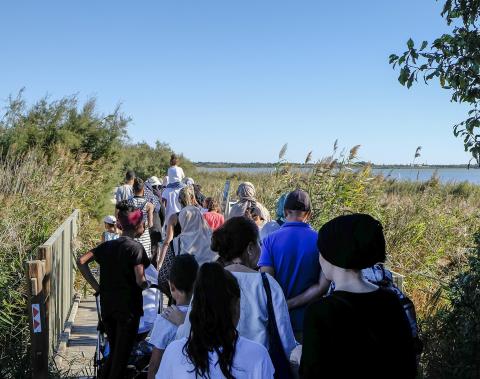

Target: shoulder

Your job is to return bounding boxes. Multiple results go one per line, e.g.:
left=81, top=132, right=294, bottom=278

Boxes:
left=237, top=336, right=269, bottom=356
left=164, top=337, right=187, bottom=354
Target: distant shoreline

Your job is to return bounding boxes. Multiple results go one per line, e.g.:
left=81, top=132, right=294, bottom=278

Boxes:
left=194, top=162, right=478, bottom=169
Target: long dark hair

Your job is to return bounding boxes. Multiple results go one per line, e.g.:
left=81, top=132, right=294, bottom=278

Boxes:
left=184, top=262, right=240, bottom=379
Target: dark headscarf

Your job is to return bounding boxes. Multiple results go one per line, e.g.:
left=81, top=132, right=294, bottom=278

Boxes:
left=318, top=214, right=386, bottom=270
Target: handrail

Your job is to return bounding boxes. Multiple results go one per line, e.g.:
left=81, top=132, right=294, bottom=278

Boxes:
left=25, top=209, right=80, bottom=379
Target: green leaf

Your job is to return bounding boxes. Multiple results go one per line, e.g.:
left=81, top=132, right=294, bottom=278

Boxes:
left=420, top=40, right=428, bottom=50
left=407, top=38, right=414, bottom=49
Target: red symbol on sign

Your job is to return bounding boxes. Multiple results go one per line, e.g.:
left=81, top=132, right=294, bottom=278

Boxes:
left=32, top=307, right=39, bottom=318
left=33, top=320, right=40, bottom=330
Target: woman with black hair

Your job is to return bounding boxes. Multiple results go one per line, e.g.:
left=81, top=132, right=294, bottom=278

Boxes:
left=158, top=262, right=274, bottom=378
left=299, top=214, right=417, bottom=379
left=77, top=200, right=151, bottom=379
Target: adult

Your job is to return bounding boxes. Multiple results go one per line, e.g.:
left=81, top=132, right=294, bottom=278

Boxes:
left=203, top=197, right=225, bottom=230
left=260, top=193, right=288, bottom=241
left=157, top=186, right=197, bottom=268
left=300, top=214, right=417, bottom=378
left=227, top=182, right=271, bottom=223
left=146, top=176, right=166, bottom=265
left=130, top=178, right=154, bottom=259
left=158, top=262, right=274, bottom=379
left=171, top=217, right=296, bottom=359
left=115, top=170, right=135, bottom=204
left=77, top=201, right=151, bottom=379
left=258, top=189, right=329, bottom=341
left=174, top=205, right=218, bottom=266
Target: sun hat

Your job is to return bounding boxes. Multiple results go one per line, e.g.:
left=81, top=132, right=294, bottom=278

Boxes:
left=318, top=213, right=386, bottom=270
left=147, top=176, right=162, bottom=186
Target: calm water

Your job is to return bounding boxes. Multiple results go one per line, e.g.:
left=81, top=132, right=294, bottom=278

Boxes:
left=197, top=166, right=480, bottom=185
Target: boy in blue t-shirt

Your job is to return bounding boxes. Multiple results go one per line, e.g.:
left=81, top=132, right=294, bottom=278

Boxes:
left=258, top=189, right=330, bottom=341
left=147, top=254, right=198, bottom=379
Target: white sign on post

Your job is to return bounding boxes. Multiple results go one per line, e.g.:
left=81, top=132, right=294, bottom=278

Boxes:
left=32, top=304, right=42, bottom=333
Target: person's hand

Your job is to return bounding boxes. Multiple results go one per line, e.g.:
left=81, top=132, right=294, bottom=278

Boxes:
left=161, top=305, right=186, bottom=326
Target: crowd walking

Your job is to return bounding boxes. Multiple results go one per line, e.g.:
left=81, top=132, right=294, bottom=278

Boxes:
left=78, top=155, right=420, bottom=379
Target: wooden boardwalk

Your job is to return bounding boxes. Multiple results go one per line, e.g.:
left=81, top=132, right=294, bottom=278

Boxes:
left=58, top=295, right=97, bottom=378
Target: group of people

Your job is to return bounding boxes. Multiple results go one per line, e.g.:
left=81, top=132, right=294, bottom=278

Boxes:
left=78, top=155, right=418, bottom=379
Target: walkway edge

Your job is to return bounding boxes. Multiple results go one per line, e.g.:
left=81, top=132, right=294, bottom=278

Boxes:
left=53, top=292, right=82, bottom=367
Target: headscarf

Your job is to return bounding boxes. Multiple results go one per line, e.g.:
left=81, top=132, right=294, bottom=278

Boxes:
left=275, top=193, right=288, bottom=223
left=318, top=214, right=386, bottom=270
left=228, top=182, right=271, bottom=222
left=174, top=206, right=218, bottom=265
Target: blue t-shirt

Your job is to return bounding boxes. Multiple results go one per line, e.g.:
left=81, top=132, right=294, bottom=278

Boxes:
left=258, top=221, right=320, bottom=332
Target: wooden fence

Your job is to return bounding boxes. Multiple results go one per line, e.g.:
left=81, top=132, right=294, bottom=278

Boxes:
left=25, top=209, right=80, bottom=379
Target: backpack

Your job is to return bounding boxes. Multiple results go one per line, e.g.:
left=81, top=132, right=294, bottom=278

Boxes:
left=328, top=264, right=423, bottom=360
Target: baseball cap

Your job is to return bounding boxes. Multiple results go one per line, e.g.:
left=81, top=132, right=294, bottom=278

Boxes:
left=104, top=215, right=117, bottom=225
left=284, top=189, right=311, bottom=212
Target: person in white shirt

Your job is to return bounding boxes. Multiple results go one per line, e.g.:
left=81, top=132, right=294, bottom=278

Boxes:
left=168, top=154, right=185, bottom=182
left=166, top=217, right=297, bottom=359
left=147, top=255, right=198, bottom=379
left=157, top=262, right=274, bottom=379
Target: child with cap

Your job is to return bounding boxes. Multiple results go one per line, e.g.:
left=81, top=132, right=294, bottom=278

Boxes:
left=147, top=254, right=198, bottom=379
left=299, top=214, right=417, bottom=379
left=101, top=215, right=119, bottom=242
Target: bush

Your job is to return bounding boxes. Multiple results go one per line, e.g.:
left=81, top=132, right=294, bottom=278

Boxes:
left=421, top=233, right=480, bottom=378
left=0, top=149, right=116, bottom=378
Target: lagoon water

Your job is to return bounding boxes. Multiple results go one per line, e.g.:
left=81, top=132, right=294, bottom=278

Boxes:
left=197, top=166, right=480, bottom=185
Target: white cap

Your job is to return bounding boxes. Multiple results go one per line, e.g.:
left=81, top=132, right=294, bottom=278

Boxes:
left=147, top=176, right=162, bottom=186
left=104, top=215, right=116, bottom=224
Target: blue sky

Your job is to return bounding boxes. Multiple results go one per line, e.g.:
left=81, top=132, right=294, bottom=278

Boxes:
left=0, top=1, right=472, bottom=164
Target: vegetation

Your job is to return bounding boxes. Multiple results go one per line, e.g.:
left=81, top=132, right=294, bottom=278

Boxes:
left=1, top=89, right=479, bottom=378
left=198, top=144, right=480, bottom=378
left=0, top=93, right=190, bottom=378
left=390, top=0, right=480, bottom=164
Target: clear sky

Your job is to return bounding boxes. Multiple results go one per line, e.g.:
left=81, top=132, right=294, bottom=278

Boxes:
left=0, top=1, right=472, bottom=164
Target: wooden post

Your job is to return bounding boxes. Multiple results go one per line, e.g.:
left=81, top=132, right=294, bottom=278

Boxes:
left=221, top=179, right=231, bottom=216
left=26, top=260, right=48, bottom=379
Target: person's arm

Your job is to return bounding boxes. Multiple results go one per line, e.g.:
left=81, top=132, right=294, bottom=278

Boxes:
left=286, top=271, right=330, bottom=310
left=134, top=263, right=149, bottom=289
left=259, top=266, right=275, bottom=276
left=162, top=305, right=186, bottom=326
left=77, top=251, right=100, bottom=293
left=147, top=202, right=154, bottom=228
left=147, top=348, right=164, bottom=379
left=157, top=214, right=177, bottom=267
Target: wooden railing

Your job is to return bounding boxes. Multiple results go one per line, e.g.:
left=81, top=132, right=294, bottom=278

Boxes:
left=25, top=209, right=80, bottom=379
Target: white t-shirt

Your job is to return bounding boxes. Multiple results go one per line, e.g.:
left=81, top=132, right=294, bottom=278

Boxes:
left=176, top=272, right=297, bottom=357
left=167, top=166, right=185, bottom=183
left=157, top=336, right=274, bottom=379
left=162, top=187, right=183, bottom=222
left=138, top=265, right=160, bottom=334
left=149, top=305, right=189, bottom=350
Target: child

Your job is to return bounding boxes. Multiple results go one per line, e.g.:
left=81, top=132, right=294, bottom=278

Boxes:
left=203, top=197, right=225, bottom=230
left=167, top=154, right=185, bottom=184
left=101, top=215, right=119, bottom=242
left=147, top=254, right=198, bottom=379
